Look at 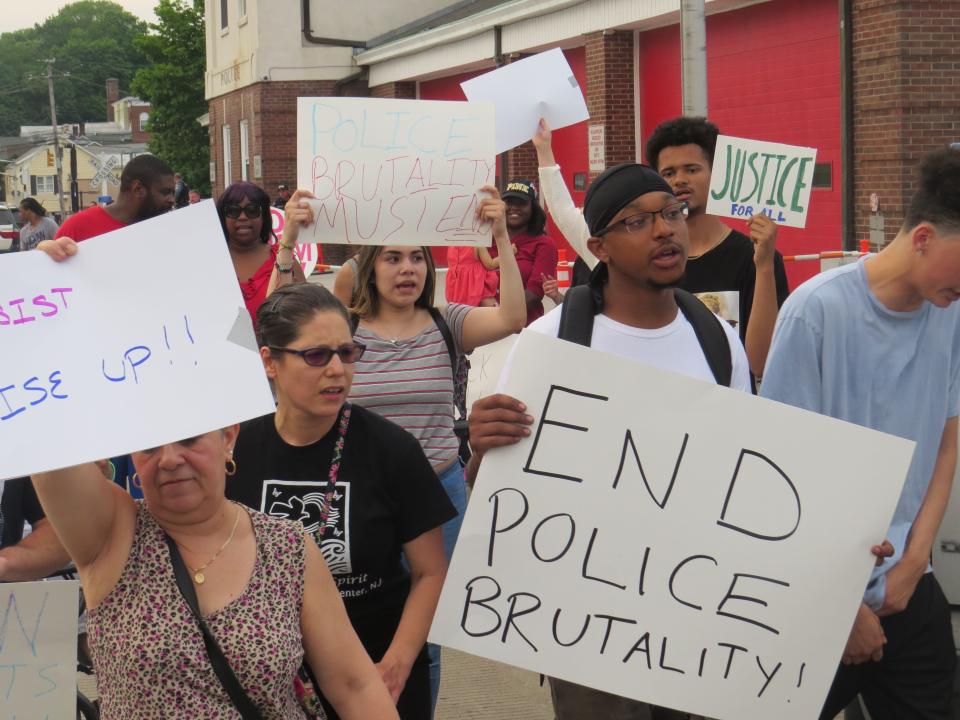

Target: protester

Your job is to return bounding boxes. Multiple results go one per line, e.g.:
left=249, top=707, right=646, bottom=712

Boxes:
left=216, top=181, right=306, bottom=325
left=174, top=172, right=190, bottom=209
left=444, top=244, right=501, bottom=307
left=30, top=238, right=401, bottom=720
left=760, top=147, right=960, bottom=720
left=468, top=163, right=752, bottom=719
left=489, top=179, right=558, bottom=325
left=347, top=185, right=526, bottom=713
left=54, top=154, right=175, bottom=242
left=0, top=477, right=70, bottom=581
left=534, top=117, right=789, bottom=377
left=228, top=283, right=453, bottom=719
left=275, top=183, right=293, bottom=209
left=188, top=189, right=203, bottom=204
left=17, top=197, right=58, bottom=251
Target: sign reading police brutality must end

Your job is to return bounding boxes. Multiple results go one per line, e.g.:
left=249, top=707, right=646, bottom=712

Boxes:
left=430, top=331, right=914, bottom=720
left=706, top=135, right=818, bottom=228
left=1, top=580, right=79, bottom=719
left=0, top=202, right=276, bottom=480
left=297, top=97, right=496, bottom=246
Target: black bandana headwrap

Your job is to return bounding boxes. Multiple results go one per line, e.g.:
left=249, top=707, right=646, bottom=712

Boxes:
left=583, top=163, right=674, bottom=237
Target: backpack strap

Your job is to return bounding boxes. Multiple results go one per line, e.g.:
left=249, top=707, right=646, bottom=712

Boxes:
left=428, top=307, right=458, bottom=370
left=557, top=285, right=598, bottom=346
left=674, top=288, right=733, bottom=387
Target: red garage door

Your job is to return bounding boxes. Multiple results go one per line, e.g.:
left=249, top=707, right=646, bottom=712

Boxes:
left=640, top=0, right=842, bottom=288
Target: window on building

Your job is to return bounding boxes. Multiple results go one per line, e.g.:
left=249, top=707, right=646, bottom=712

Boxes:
left=220, top=0, right=228, bottom=29
left=812, top=162, right=832, bottom=189
left=223, top=124, right=232, bottom=185
left=238, top=0, right=247, bottom=17
left=34, top=175, right=57, bottom=194
left=139, top=112, right=149, bottom=132
left=239, top=119, right=250, bottom=181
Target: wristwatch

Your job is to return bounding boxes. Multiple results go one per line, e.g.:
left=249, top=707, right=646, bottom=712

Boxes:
left=275, top=260, right=294, bottom=274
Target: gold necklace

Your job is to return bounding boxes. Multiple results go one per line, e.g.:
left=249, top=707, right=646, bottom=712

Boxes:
left=190, top=506, right=242, bottom=585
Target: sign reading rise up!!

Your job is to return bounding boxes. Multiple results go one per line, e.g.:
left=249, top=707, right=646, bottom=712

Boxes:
left=430, top=330, right=914, bottom=720
left=706, top=135, right=818, bottom=229
left=296, top=97, right=497, bottom=246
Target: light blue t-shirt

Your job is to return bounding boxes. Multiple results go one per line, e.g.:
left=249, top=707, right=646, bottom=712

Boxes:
left=760, top=257, right=960, bottom=609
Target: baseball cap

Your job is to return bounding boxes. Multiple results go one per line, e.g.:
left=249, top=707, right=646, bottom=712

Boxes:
left=502, top=179, right=537, bottom=202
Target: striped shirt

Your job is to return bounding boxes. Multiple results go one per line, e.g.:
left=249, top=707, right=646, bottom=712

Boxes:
left=351, top=304, right=472, bottom=468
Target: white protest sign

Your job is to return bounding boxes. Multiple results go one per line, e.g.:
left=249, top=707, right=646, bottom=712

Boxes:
left=706, top=136, right=817, bottom=229
left=430, top=330, right=914, bottom=720
left=296, top=97, right=496, bottom=246
left=461, top=48, right=590, bottom=154
left=269, top=206, right=319, bottom=276
left=465, top=334, right=515, bottom=410
left=1, top=580, right=79, bottom=719
left=0, top=201, right=276, bottom=480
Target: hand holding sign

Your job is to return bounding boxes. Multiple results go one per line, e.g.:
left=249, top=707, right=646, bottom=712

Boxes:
left=706, top=136, right=817, bottom=229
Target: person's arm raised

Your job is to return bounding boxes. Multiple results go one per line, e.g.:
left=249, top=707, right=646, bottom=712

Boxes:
left=533, top=118, right=596, bottom=269
left=0, top=518, right=71, bottom=582
left=460, top=186, right=527, bottom=352
left=744, top=213, right=780, bottom=376
left=267, top=190, right=313, bottom=297
left=334, top=259, right=357, bottom=308
left=300, top=536, right=399, bottom=719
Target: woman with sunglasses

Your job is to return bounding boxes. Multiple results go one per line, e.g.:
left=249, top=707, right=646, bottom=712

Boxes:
left=216, top=181, right=308, bottom=325
left=226, top=282, right=454, bottom=720
left=31, top=241, right=400, bottom=720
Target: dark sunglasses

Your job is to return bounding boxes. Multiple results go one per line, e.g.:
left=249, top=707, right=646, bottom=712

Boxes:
left=223, top=203, right=262, bottom=219
left=269, top=342, right=366, bottom=367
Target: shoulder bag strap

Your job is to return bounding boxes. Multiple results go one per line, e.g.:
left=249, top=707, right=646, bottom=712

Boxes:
left=557, top=284, right=597, bottom=347
left=674, top=288, right=733, bottom=387
left=164, top=533, right=265, bottom=720
left=428, top=306, right=458, bottom=370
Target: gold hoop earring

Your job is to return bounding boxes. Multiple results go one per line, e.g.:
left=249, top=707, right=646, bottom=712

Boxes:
left=225, top=458, right=237, bottom=477
left=131, top=472, right=143, bottom=490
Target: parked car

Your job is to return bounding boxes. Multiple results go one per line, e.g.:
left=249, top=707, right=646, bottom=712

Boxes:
left=0, top=204, right=19, bottom=252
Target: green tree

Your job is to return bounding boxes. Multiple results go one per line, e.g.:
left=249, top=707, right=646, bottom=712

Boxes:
left=131, top=0, right=209, bottom=195
left=0, top=2, right=149, bottom=134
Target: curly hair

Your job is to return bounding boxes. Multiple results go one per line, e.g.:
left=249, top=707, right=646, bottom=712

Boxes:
left=645, top=117, right=721, bottom=172
left=905, top=147, right=960, bottom=232
left=215, top=181, right=275, bottom=244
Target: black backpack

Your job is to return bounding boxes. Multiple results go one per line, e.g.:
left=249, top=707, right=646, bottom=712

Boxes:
left=557, top=284, right=732, bottom=387
left=428, top=308, right=472, bottom=463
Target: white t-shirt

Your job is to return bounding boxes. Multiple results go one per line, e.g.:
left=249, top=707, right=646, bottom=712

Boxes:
left=500, top=303, right=752, bottom=393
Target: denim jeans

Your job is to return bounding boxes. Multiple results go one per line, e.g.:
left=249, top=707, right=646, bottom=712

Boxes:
left=427, top=459, right=467, bottom=717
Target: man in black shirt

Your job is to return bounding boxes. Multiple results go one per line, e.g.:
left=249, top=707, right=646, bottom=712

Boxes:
left=0, top=478, right=70, bottom=581
left=646, top=117, right=790, bottom=378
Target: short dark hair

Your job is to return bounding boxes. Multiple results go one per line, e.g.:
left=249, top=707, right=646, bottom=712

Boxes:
left=216, top=181, right=275, bottom=244
left=119, top=154, right=174, bottom=192
left=645, top=117, right=720, bottom=172
left=904, top=147, right=960, bottom=233
left=256, top=283, right=351, bottom=349
left=19, top=197, right=46, bottom=217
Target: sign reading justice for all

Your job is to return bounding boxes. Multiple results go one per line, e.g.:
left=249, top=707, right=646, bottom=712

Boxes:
left=430, top=331, right=913, bottom=720
left=706, top=135, right=818, bottom=228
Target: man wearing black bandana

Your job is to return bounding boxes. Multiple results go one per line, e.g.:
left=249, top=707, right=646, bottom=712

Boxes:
left=466, top=163, right=752, bottom=719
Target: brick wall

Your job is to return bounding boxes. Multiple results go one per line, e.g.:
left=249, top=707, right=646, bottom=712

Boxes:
left=131, top=104, right=152, bottom=144
left=852, top=0, right=960, bottom=247
left=370, top=81, right=416, bottom=99
left=585, top=30, right=635, bottom=180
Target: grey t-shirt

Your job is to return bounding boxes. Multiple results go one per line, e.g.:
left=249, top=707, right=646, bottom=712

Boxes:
left=19, top=216, right=59, bottom=251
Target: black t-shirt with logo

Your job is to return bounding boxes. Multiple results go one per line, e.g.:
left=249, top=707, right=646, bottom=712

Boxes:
left=0, top=478, right=45, bottom=549
left=682, top=228, right=790, bottom=345
left=227, top=405, right=456, bottom=659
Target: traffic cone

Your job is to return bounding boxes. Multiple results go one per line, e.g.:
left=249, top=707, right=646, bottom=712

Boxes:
left=557, top=249, right=571, bottom=289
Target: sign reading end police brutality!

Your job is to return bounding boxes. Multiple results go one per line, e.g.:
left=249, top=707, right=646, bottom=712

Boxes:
left=430, top=331, right=914, bottom=720
left=297, top=97, right=496, bottom=246
left=706, top=135, right=818, bottom=228
left=0, top=202, right=276, bottom=480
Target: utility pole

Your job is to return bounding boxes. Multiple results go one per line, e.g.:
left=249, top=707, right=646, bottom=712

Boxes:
left=45, top=58, right=67, bottom=219
left=680, top=0, right=708, bottom=117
